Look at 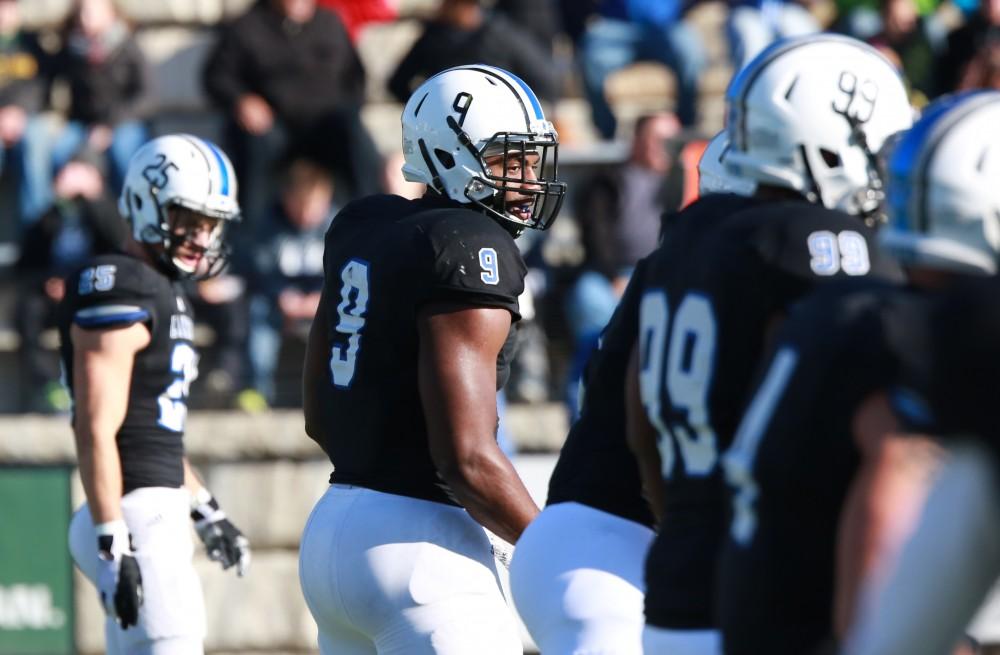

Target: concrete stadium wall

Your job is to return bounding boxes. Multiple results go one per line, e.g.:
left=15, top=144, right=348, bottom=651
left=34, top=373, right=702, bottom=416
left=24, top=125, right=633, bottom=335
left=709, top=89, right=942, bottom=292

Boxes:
left=0, top=406, right=567, bottom=654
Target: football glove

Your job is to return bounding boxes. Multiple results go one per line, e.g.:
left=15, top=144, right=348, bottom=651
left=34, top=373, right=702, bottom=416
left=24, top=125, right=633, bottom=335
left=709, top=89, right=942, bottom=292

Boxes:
left=95, top=520, right=143, bottom=629
left=190, top=488, right=251, bottom=576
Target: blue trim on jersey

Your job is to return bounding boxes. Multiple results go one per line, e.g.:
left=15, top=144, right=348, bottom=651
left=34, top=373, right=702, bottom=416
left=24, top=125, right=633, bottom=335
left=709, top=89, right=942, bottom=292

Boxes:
left=505, top=70, right=544, bottom=120
left=75, top=309, right=150, bottom=327
left=204, top=140, right=231, bottom=197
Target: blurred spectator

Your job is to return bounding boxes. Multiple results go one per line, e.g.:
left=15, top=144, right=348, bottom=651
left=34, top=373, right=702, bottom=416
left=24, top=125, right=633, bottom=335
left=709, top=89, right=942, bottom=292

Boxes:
left=318, top=0, right=398, bottom=43
left=577, top=0, right=705, bottom=139
left=203, top=0, right=382, bottom=231
left=868, top=0, right=939, bottom=103
left=564, top=111, right=680, bottom=411
left=387, top=0, right=558, bottom=106
left=494, top=0, right=563, bottom=55
left=935, top=0, right=1000, bottom=94
left=186, top=272, right=250, bottom=410
left=955, top=34, right=1000, bottom=90
left=241, top=156, right=333, bottom=406
left=15, top=151, right=125, bottom=412
left=48, top=0, right=150, bottom=197
left=0, top=0, right=53, bottom=227
left=726, top=0, right=820, bottom=69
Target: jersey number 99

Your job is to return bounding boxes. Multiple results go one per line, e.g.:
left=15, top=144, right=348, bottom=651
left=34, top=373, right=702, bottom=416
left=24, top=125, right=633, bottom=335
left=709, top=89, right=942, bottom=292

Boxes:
left=638, top=290, right=718, bottom=479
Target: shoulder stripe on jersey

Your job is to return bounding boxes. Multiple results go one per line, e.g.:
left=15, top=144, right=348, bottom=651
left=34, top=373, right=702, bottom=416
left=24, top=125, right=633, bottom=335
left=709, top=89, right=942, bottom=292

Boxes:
left=74, top=305, right=150, bottom=327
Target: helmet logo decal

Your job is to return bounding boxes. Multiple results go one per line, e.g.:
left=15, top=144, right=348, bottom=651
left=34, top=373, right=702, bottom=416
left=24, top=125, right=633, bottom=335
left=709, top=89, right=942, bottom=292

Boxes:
left=832, top=71, right=879, bottom=124
left=142, top=153, right=180, bottom=191
left=452, top=92, right=473, bottom=127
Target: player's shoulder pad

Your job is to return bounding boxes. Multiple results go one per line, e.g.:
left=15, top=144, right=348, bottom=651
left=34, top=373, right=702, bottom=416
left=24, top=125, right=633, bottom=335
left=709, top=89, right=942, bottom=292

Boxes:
left=420, top=207, right=527, bottom=311
left=735, top=200, right=900, bottom=281
left=66, top=253, right=164, bottom=329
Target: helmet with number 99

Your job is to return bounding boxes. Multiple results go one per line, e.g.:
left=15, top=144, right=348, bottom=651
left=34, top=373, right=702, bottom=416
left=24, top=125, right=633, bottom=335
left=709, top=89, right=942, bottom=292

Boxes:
left=698, top=131, right=757, bottom=197
left=401, top=64, right=567, bottom=236
left=118, top=134, right=241, bottom=279
left=880, top=90, right=1000, bottom=275
left=724, top=34, right=913, bottom=221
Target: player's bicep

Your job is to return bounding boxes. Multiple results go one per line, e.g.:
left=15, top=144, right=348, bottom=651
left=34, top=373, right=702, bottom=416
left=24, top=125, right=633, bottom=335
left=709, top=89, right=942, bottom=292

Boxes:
left=71, top=322, right=150, bottom=439
left=303, top=292, right=329, bottom=442
left=625, top=341, right=666, bottom=522
left=417, top=303, right=511, bottom=469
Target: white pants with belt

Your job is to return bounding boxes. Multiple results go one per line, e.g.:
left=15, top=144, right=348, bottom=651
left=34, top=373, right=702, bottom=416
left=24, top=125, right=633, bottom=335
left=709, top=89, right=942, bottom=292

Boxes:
left=508, top=501, right=655, bottom=655
left=68, top=486, right=205, bottom=655
left=298, top=484, right=521, bottom=655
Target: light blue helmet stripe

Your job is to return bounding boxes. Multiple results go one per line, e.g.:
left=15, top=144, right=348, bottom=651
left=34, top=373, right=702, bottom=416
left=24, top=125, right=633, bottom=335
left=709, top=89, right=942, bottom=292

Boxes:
left=503, top=70, right=544, bottom=120
left=203, top=139, right=231, bottom=197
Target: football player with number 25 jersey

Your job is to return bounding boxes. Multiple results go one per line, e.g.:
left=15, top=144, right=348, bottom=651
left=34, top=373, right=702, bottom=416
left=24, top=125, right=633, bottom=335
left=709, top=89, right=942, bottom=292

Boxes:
left=61, top=135, right=250, bottom=655
left=298, top=65, right=565, bottom=654
left=624, top=34, right=913, bottom=654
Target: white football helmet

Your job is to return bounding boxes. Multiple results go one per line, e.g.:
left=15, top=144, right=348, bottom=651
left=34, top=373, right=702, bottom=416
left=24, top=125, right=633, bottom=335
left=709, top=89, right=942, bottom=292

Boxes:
left=723, top=34, right=913, bottom=220
left=880, top=91, right=1000, bottom=275
left=118, top=134, right=241, bottom=279
left=698, top=131, right=756, bottom=197
left=401, top=64, right=566, bottom=235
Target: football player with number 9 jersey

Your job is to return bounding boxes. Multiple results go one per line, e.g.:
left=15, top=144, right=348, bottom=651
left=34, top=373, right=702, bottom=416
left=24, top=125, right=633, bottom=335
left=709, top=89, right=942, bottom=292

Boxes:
left=624, top=34, right=912, bottom=654
left=61, top=135, right=250, bottom=655
left=299, top=65, right=565, bottom=654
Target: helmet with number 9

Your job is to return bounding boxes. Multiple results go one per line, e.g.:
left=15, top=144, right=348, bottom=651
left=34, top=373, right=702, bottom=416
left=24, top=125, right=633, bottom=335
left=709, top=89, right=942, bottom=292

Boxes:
left=118, top=134, right=241, bottom=279
left=880, top=90, right=1000, bottom=275
left=724, top=34, right=913, bottom=221
left=400, top=64, right=567, bottom=235
left=698, top=131, right=757, bottom=197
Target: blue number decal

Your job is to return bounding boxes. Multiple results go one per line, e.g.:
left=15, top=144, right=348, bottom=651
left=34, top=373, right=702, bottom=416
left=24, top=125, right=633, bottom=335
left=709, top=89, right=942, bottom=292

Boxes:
left=479, top=248, right=499, bottom=285
left=329, top=259, right=370, bottom=388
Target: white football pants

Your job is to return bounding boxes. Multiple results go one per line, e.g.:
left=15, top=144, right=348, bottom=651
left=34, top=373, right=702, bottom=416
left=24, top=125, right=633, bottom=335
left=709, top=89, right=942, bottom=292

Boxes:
left=68, top=487, right=205, bottom=655
left=298, top=484, right=521, bottom=655
left=509, top=501, right=655, bottom=655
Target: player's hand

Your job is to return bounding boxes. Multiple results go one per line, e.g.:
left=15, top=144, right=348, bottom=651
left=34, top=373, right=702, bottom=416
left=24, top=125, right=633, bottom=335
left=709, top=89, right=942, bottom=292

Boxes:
left=95, top=521, right=143, bottom=629
left=191, top=491, right=251, bottom=576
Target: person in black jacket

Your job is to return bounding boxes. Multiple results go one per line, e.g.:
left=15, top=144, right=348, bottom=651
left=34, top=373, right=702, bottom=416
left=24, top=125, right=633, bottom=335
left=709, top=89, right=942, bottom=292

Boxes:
left=16, top=149, right=125, bottom=412
left=48, top=0, right=150, bottom=197
left=388, top=0, right=559, bottom=106
left=203, top=0, right=383, bottom=230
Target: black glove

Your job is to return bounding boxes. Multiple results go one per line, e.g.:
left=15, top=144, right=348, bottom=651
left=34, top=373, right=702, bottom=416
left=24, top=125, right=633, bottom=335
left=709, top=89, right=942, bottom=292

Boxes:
left=95, top=521, right=143, bottom=629
left=191, top=490, right=251, bottom=576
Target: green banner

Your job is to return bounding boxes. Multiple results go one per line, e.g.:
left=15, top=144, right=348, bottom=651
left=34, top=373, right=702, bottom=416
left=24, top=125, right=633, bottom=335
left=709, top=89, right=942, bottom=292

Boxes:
left=0, top=466, right=74, bottom=654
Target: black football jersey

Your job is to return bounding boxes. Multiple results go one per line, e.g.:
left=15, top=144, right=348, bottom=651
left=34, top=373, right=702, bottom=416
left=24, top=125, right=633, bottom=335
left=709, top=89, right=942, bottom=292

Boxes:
left=309, top=194, right=526, bottom=506
left=716, top=280, right=933, bottom=655
left=546, top=193, right=762, bottom=529
left=637, top=200, right=903, bottom=629
left=58, top=253, right=196, bottom=492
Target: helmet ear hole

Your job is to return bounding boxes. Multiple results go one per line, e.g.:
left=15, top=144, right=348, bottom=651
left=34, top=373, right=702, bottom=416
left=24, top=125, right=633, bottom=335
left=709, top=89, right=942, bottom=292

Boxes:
left=132, top=193, right=143, bottom=211
left=435, top=149, right=456, bottom=170
left=820, top=148, right=840, bottom=168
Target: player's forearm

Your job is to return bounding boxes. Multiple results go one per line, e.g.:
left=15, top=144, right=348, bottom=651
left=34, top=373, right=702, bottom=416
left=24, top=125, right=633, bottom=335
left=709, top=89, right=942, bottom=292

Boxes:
left=74, top=426, right=124, bottom=524
left=438, top=445, right=539, bottom=544
left=182, top=457, right=205, bottom=496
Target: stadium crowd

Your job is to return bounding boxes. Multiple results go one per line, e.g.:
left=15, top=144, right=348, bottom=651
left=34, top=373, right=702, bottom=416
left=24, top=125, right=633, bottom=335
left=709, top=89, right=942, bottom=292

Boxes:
left=3, top=0, right=1000, bottom=414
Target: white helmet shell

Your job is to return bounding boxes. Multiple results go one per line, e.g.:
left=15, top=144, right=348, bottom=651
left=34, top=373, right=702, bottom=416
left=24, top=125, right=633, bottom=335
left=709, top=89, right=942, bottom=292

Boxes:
left=118, top=134, right=241, bottom=277
left=400, top=64, right=566, bottom=233
left=698, top=131, right=756, bottom=197
left=724, top=34, right=913, bottom=217
left=880, top=91, right=1000, bottom=275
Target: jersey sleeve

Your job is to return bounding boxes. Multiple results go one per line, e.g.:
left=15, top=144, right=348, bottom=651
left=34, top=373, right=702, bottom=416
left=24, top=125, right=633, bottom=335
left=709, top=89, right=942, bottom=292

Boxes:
left=422, top=211, right=527, bottom=319
left=65, top=257, right=160, bottom=331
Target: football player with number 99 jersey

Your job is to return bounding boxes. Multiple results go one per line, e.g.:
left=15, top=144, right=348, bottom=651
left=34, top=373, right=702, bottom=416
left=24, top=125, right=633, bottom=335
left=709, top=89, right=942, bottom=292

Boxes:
left=624, top=34, right=912, bottom=654
left=61, top=134, right=250, bottom=655
left=299, top=65, right=565, bottom=654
